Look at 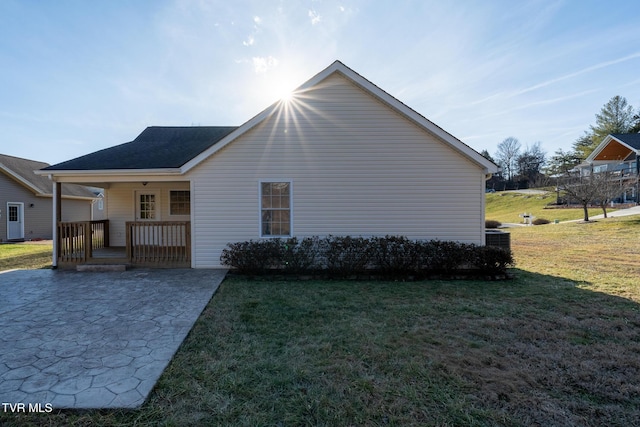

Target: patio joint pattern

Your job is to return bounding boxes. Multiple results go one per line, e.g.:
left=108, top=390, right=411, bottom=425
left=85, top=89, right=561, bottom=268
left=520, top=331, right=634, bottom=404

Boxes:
left=0, top=268, right=226, bottom=409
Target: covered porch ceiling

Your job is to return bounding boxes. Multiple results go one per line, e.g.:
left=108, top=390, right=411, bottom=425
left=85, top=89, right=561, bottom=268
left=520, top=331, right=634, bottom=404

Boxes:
left=592, top=139, right=637, bottom=162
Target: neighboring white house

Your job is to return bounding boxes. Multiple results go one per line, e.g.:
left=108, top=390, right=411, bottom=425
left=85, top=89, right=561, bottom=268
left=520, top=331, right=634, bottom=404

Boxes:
left=0, top=154, right=97, bottom=242
left=37, top=60, right=499, bottom=268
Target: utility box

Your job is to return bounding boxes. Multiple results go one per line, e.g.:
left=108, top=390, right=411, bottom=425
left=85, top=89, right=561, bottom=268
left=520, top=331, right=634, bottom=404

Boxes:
left=485, top=229, right=511, bottom=250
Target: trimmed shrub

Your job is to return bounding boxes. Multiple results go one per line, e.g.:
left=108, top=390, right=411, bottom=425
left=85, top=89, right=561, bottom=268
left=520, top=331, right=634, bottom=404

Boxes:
left=370, top=235, right=419, bottom=278
left=282, top=237, right=322, bottom=273
left=219, top=239, right=283, bottom=275
left=417, top=240, right=475, bottom=273
left=485, top=219, right=502, bottom=229
left=220, top=235, right=514, bottom=279
left=532, top=218, right=551, bottom=225
left=469, top=245, right=514, bottom=274
left=323, top=236, right=371, bottom=277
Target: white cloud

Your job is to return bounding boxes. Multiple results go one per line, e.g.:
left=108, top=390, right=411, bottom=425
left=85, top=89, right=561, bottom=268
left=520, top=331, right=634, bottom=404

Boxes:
left=254, top=16, right=262, bottom=24
left=252, top=56, right=279, bottom=73
left=308, top=9, right=321, bottom=25
left=243, top=36, right=255, bottom=46
left=511, top=51, right=640, bottom=98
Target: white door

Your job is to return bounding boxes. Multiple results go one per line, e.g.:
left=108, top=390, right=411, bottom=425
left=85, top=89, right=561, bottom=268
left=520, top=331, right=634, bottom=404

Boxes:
left=7, top=202, right=24, bottom=240
left=135, top=191, right=159, bottom=221
left=133, top=191, right=160, bottom=246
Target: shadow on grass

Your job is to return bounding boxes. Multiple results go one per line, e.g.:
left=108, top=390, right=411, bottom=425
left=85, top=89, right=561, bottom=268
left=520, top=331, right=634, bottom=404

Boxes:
left=0, top=253, right=52, bottom=272
left=2, top=270, right=639, bottom=426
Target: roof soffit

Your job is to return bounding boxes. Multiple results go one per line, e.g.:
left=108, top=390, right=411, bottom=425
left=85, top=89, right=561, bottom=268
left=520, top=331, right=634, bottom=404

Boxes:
left=587, top=134, right=639, bottom=162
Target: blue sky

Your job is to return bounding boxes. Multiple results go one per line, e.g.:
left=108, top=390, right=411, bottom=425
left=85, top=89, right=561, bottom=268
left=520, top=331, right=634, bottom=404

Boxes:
left=2, top=0, right=640, bottom=165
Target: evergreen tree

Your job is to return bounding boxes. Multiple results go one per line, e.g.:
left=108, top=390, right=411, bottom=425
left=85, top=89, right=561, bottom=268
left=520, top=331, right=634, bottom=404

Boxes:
left=545, top=149, right=582, bottom=176
left=573, top=96, right=636, bottom=159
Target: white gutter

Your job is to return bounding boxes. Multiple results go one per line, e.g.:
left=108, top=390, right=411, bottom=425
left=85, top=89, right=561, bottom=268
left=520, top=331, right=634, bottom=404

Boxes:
left=34, top=168, right=183, bottom=177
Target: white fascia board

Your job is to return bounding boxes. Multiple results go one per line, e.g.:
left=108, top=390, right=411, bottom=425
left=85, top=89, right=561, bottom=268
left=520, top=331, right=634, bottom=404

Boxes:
left=585, top=135, right=614, bottom=162
left=33, top=168, right=183, bottom=182
left=0, top=164, right=46, bottom=195
left=181, top=103, right=282, bottom=173
left=34, top=193, right=96, bottom=201
left=326, top=62, right=499, bottom=174
left=586, top=134, right=638, bottom=163
left=184, top=60, right=498, bottom=174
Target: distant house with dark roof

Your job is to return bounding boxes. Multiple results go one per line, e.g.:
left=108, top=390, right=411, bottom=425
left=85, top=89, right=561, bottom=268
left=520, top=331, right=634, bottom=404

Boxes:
left=578, top=133, right=640, bottom=202
left=0, top=154, right=98, bottom=242
left=36, top=60, right=498, bottom=268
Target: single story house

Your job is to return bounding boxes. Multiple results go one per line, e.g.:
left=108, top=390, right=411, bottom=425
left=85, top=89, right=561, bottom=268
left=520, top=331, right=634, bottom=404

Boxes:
left=37, top=60, right=499, bottom=268
left=0, top=154, right=98, bottom=242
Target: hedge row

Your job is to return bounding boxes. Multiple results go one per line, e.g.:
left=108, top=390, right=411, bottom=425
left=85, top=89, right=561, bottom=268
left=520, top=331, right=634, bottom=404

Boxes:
left=220, top=235, right=514, bottom=279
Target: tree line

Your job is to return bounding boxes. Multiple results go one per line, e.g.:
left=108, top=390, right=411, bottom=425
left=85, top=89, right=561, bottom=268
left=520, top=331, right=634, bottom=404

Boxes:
left=484, top=95, right=640, bottom=190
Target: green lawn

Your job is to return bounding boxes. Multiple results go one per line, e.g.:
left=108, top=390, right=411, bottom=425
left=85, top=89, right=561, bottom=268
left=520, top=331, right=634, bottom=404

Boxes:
left=485, top=191, right=605, bottom=223
left=0, top=242, right=52, bottom=271
left=3, top=217, right=640, bottom=426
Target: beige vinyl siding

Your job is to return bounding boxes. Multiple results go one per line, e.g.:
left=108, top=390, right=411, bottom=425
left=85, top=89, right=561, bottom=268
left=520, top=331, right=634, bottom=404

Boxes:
left=188, top=73, right=486, bottom=268
left=1, top=176, right=91, bottom=241
left=105, top=182, right=190, bottom=246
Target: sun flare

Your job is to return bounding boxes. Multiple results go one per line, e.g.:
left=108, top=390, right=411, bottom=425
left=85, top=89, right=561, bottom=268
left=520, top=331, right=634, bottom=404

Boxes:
left=268, top=68, right=301, bottom=104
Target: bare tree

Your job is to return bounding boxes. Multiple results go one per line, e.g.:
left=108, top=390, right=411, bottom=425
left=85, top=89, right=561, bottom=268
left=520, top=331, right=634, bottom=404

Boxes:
left=560, top=172, right=599, bottom=222
left=560, top=169, right=633, bottom=221
left=516, top=142, right=546, bottom=184
left=495, top=137, right=521, bottom=181
left=596, top=172, right=635, bottom=218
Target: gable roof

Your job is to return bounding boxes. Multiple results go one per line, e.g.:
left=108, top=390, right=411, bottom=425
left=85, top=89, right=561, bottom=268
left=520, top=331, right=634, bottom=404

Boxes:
left=39, top=61, right=498, bottom=176
left=43, top=126, right=238, bottom=171
left=586, top=133, right=640, bottom=163
left=0, top=154, right=96, bottom=198
left=183, top=60, right=498, bottom=174
left=611, top=133, right=640, bottom=150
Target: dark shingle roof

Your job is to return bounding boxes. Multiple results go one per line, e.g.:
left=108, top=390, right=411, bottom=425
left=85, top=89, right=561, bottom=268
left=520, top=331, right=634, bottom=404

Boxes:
left=612, top=133, right=640, bottom=150
left=43, top=126, right=238, bottom=171
left=0, top=154, right=97, bottom=198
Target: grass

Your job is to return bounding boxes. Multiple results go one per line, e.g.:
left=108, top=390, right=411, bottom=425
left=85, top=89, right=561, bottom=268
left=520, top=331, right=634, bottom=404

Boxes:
left=485, top=191, right=604, bottom=223
left=0, top=242, right=52, bottom=271
left=3, top=215, right=640, bottom=425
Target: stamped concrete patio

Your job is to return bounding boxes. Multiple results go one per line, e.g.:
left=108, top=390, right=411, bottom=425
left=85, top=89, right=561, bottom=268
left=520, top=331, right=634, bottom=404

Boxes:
left=0, top=268, right=226, bottom=409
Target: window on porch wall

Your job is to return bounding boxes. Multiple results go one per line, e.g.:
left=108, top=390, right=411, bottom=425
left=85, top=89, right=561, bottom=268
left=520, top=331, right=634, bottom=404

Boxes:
left=170, top=190, right=190, bottom=215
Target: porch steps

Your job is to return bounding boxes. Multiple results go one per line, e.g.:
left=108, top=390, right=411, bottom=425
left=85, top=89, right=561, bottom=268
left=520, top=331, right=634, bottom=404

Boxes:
left=77, top=264, right=128, bottom=272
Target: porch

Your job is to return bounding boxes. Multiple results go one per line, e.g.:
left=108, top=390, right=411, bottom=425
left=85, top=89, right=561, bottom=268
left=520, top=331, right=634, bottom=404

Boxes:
left=57, top=220, right=191, bottom=268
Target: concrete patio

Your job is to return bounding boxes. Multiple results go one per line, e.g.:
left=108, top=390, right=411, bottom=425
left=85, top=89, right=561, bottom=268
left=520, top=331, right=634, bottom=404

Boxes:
left=0, top=268, right=226, bottom=409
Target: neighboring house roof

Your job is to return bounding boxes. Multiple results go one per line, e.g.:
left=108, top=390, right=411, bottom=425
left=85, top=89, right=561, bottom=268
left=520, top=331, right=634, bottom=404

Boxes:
left=42, top=126, right=238, bottom=171
left=40, top=60, right=498, bottom=176
left=586, top=133, right=640, bottom=163
left=610, top=133, right=640, bottom=150
left=0, top=154, right=96, bottom=199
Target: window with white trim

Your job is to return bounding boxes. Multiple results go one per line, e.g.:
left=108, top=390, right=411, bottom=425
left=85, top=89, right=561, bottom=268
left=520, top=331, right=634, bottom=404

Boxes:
left=260, top=182, right=291, bottom=236
left=170, top=190, right=190, bottom=215
left=138, top=194, right=156, bottom=219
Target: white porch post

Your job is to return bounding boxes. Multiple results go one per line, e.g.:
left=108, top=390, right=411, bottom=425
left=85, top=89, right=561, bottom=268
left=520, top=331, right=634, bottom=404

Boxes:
left=52, top=180, right=61, bottom=268
left=190, top=179, right=195, bottom=268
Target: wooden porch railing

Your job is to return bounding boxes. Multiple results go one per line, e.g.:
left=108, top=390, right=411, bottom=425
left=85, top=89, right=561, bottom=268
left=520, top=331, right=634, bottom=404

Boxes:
left=126, top=221, right=191, bottom=266
left=57, top=220, right=109, bottom=263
